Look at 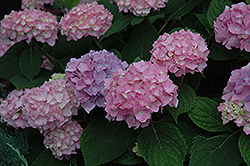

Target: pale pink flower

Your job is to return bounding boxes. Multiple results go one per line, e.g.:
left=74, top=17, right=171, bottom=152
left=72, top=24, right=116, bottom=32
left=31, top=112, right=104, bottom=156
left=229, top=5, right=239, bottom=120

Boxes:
left=104, top=60, right=178, bottom=129
left=0, top=37, right=14, bottom=57
left=21, top=0, right=54, bottom=9
left=43, top=120, right=83, bottom=160
left=41, top=55, right=54, bottom=71
left=115, top=0, right=168, bottom=16
left=59, top=1, right=113, bottom=41
left=0, top=89, right=29, bottom=129
left=150, top=29, right=209, bottom=77
left=218, top=62, right=250, bottom=135
left=22, top=74, right=79, bottom=132
left=214, top=2, right=250, bottom=52
left=0, top=9, right=59, bottom=46
left=65, top=50, right=128, bottom=113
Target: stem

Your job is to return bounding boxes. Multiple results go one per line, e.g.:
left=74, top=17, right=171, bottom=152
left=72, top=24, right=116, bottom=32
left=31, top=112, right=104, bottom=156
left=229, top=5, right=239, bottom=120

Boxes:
left=93, top=37, right=103, bottom=50
left=241, top=54, right=250, bottom=61
left=55, top=0, right=66, bottom=14
left=179, top=75, right=185, bottom=88
left=158, top=18, right=169, bottom=34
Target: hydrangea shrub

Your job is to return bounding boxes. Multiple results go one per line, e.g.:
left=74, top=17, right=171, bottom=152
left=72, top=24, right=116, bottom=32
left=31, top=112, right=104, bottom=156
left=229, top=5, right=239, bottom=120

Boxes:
left=1, top=0, right=250, bottom=165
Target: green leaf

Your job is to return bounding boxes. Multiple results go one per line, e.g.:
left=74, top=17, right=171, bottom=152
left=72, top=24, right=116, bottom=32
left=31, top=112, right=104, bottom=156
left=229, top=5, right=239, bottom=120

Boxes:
left=31, top=149, right=70, bottom=166
left=165, top=0, right=205, bottom=21
left=53, top=36, right=92, bottom=59
left=247, top=0, right=250, bottom=5
left=188, top=97, right=232, bottom=132
left=137, top=120, right=187, bottom=166
left=208, top=40, right=240, bottom=60
left=109, top=49, right=122, bottom=60
left=98, top=0, right=122, bottom=22
left=19, top=46, right=42, bottom=81
left=168, top=84, right=196, bottom=123
left=185, top=73, right=203, bottom=92
left=194, top=13, right=213, bottom=32
left=10, top=69, right=52, bottom=89
left=190, top=134, right=242, bottom=166
left=130, top=17, right=144, bottom=26
left=64, top=0, right=79, bottom=10
left=121, top=18, right=158, bottom=64
left=113, top=152, right=144, bottom=165
left=80, top=118, right=133, bottom=166
left=206, top=0, right=232, bottom=28
left=0, top=42, right=28, bottom=80
left=238, top=132, right=250, bottom=165
left=99, top=15, right=134, bottom=42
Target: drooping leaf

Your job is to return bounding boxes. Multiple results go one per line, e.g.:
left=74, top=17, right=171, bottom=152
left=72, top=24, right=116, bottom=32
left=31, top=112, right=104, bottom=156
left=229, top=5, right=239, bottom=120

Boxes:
left=121, top=18, right=158, bottom=63
left=80, top=118, right=133, bottom=166
left=190, top=134, right=242, bottom=166
left=0, top=41, right=28, bottom=80
left=64, top=0, right=79, bottom=10
left=238, top=132, right=250, bottom=165
left=98, top=0, right=122, bottom=22
left=53, top=36, right=92, bottom=59
left=206, top=0, right=232, bottom=28
left=168, top=84, right=196, bottom=123
left=188, top=97, right=232, bottom=132
left=19, top=46, right=42, bottom=81
left=10, top=69, right=52, bottom=89
left=130, top=17, right=144, bottom=26
left=137, top=119, right=187, bottom=166
left=109, top=49, right=122, bottom=60
left=31, top=149, right=70, bottom=166
left=194, top=13, right=213, bottom=34
left=99, top=15, right=134, bottom=42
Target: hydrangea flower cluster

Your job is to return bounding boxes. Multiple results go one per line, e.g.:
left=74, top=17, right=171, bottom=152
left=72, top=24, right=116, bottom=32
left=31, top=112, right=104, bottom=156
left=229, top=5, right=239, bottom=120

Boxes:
left=0, top=9, right=59, bottom=46
left=41, top=55, right=54, bottom=71
left=0, top=37, right=14, bottom=57
left=59, top=2, right=113, bottom=41
left=218, top=62, right=250, bottom=134
left=0, top=89, right=29, bottom=129
left=22, top=74, right=79, bottom=132
left=21, top=0, right=54, bottom=9
left=104, top=60, right=179, bottom=128
left=65, top=50, right=128, bottom=113
left=150, top=29, right=209, bottom=77
left=43, top=120, right=83, bottom=160
left=115, top=0, right=168, bottom=16
left=214, top=2, right=250, bottom=52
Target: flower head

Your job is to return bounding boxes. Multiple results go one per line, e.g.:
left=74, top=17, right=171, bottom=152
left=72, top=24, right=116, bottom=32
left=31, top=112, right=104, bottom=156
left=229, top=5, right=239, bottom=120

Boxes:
left=21, top=0, right=54, bottom=9
left=0, top=89, right=29, bottom=129
left=65, top=50, right=128, bottom=113
left=218, top=62, right=250, bottom=135
left=150, top=29, right=209, bottom=77
left=59, top=1, right=113, bottom=41
left=115, top=0, right=168, bottom=16
left=22, top=75, right=79, bottom=132
left=104, top=60, right=178, bottom=129
left=214, top=2, right=250, bottom=52
left=0, top=9, right=59, bottom=46
left=43, top=120, right=83, bottom=160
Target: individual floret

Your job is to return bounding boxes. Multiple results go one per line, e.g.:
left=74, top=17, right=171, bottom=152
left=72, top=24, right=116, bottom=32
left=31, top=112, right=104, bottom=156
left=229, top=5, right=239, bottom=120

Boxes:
left=115, top=0, right=168, bottom=16
left=43, top=120, right=83, bottom=160
left=218, top=62, right=250, bottom=135
left=22, top=74, right=79, bottom=132
left=65, top=50, right=128, bottom=113
left=0, top=9, right=59, bottom=46
left=104, top=60, right=178, bottom=129
left=0, top=89, right=29, bottom=129
left=21, top=0, right=54, bottom=9
left=150, top=29, right=209, bottom=77
left=214, top=2, right=250, bottom=52
left=59, top=1, right=113, bottom=41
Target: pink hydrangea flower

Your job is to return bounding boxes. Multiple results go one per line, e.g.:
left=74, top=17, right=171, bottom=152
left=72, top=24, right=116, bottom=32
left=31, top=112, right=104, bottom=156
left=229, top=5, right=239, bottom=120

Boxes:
left=218, top=62, right=250, bottom=135
left=59, top=1, right=113, bottom=41
left=65, top=50, right=128, bottom=113
left=0, top=89, right=29, bottom=129
left=21, top=0, right=54, bottom=9
left=150, top=29, right=209, bottom=77
left=115, top=0, right=168, bottom=16
left=22, top=74, right=79, bottom=132
left=43, top=120, right=83, bottom=160
left=0, top=9, right=59, bottom=46
left=104, top=60, right=179, bottom=129
left=214, top=2, right=250, bottom=52
left=0, top=37, right=14, bottom=57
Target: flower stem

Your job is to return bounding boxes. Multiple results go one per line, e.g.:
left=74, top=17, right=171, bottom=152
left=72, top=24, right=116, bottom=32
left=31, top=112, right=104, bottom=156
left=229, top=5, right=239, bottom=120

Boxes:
left=55, top=0, right=66, bottom=14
